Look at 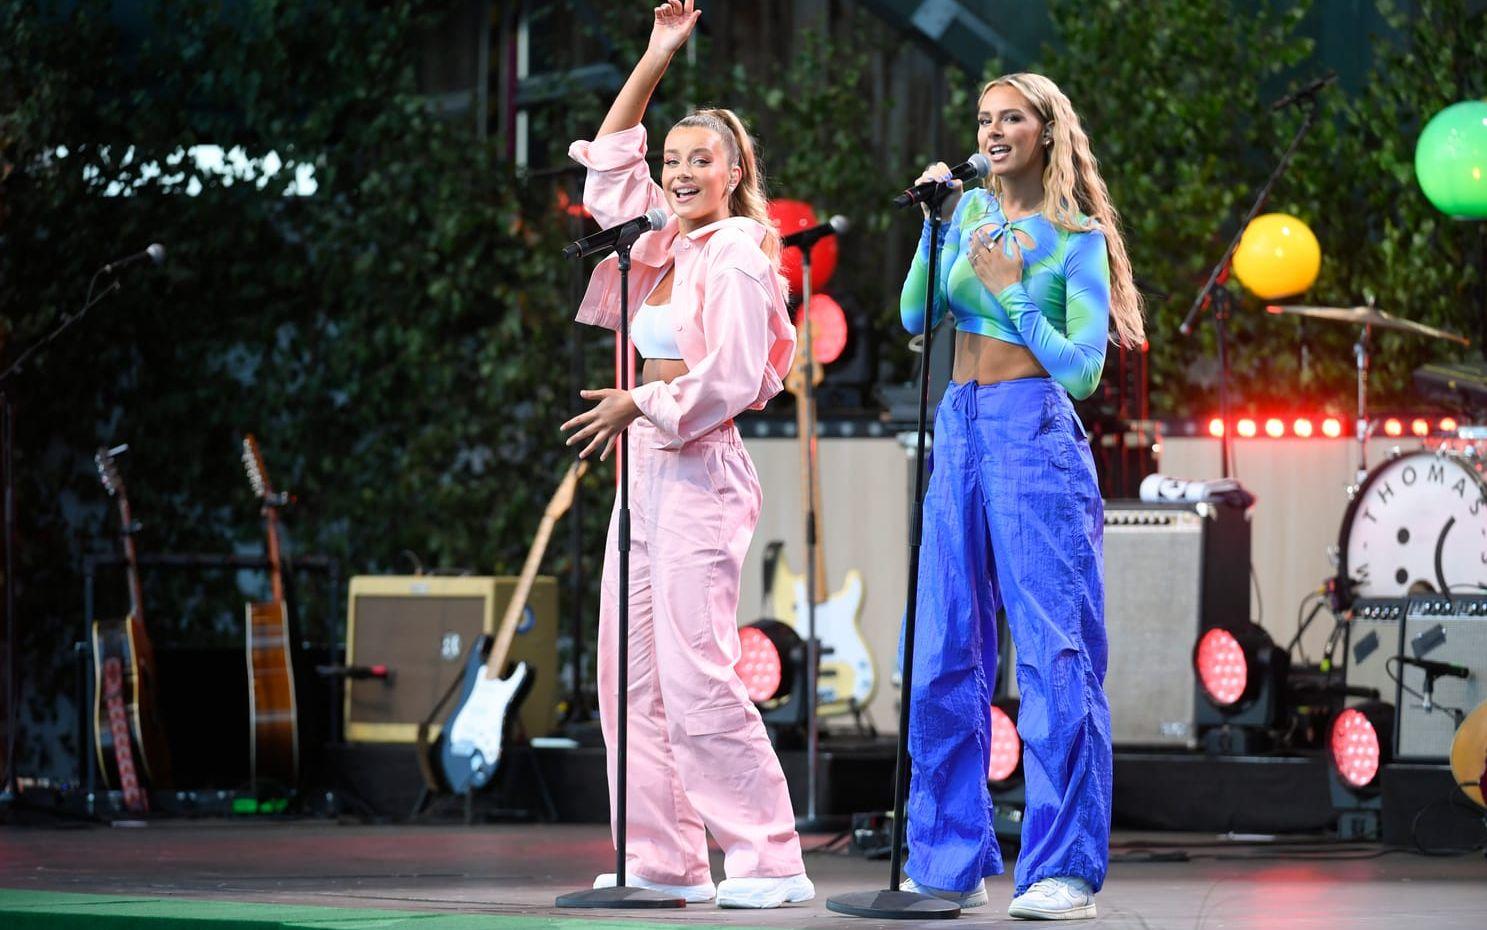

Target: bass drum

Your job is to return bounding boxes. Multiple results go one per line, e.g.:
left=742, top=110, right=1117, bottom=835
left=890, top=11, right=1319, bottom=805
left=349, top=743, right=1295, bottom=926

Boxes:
left=1338, top=448, right=1487, bottom=603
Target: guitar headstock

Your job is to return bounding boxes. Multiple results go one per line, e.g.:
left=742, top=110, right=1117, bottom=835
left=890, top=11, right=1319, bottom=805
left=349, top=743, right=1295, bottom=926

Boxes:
left=242, top=434, right=291, bottom=509
left=545, top=460, right=589, bottom=520
left=95, top=444, right=129, bottom=500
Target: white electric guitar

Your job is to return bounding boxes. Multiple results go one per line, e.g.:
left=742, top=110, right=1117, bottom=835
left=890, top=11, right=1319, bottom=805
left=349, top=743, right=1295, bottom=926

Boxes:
left=433, top=461, right=585, bottom=792
left=766, top=309, right=876, bottom=715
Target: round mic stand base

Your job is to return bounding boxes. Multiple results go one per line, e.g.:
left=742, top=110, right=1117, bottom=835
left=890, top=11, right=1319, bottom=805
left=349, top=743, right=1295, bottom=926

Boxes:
left=555, top=887, right=687, bottom=910
left=826, top=889, right=961, bottom=920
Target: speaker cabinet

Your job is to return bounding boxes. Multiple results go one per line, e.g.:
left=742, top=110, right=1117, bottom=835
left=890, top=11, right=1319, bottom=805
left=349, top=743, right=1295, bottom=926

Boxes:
left=344, top=575, right=558, bottom=744
left=1104, top=501, right=1251, bottom=747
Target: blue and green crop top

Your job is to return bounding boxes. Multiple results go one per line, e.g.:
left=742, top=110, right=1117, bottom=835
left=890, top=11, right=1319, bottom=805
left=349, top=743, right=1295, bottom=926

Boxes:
left=900, top=188, right=1111, bottom=400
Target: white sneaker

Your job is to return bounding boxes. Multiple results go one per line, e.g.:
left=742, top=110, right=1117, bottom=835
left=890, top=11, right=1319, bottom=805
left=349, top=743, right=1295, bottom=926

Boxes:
left=901, top=876, right=988, bottom=909
left=591, top=872, right=715, bottom=903
left=715, top=873, right=815, bottom=908
left=1007, top=876, right=1096, bottom=920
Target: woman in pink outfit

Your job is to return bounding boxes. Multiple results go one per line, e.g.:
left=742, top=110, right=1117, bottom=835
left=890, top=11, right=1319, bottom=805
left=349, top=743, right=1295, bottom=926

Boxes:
left=559, top=0, right=813, bottom=910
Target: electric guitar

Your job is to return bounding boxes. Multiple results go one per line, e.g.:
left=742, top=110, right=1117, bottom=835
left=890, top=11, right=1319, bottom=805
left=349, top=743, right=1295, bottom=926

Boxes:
left=91, top=443, right=171, bottom=809
left=241, top=434, right=300, bottom=789
left=1451, top=699, right=1487, bottom=810
left=434, top=460, right=586, bottom=793
left=765, top=307, right=876, bottom=716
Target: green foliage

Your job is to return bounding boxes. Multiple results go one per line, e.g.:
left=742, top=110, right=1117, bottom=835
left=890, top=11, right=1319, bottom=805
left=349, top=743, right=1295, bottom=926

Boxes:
left=1, top=0, right=581, bottom=772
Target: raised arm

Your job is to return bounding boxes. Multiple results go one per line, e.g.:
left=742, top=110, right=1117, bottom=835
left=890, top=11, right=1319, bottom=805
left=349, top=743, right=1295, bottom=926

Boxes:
left=596, top=1, right=700, bottom=139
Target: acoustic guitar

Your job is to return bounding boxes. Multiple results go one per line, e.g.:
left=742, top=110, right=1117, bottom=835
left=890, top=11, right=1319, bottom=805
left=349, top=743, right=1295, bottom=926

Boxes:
left=241, top=434, right=299, bottom=789
left=91, top=443, right=171, bottom=809
left=433, top=460, right=586, bottom=793
left=765, top=309, right=876, bottom=716
left=1451, top=699, right=1487, bottom=810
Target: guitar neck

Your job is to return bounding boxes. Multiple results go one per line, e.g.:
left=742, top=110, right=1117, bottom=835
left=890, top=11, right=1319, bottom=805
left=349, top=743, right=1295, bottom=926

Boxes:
left=263, top=507, right=285, bottom=603
left=485, top=515, right=557, bottom=676
left=117, top=498, right=146, bottom=624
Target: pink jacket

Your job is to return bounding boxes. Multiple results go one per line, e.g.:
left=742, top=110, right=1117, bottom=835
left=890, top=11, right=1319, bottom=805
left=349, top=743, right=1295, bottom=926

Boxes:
left=569, top=124, right=796, bottom=449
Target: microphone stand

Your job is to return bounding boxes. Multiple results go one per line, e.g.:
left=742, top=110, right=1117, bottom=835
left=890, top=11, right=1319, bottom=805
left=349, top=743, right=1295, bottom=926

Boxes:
left=1178, top=94, right=1323, bottom=479
left=556, top=235, right=681, bottom=910
left=827, top=185, right=961, bottom=920
left=1, top=270, right=126, bottom=804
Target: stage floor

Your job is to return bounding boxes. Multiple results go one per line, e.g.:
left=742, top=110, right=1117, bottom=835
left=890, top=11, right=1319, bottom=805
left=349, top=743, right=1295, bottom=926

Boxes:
left=0, top=821, right=1483, bottom=928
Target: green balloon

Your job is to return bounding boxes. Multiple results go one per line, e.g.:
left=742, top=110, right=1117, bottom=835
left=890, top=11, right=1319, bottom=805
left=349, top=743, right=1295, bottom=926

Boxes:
left=1415, top=100, right=1487, bottom=219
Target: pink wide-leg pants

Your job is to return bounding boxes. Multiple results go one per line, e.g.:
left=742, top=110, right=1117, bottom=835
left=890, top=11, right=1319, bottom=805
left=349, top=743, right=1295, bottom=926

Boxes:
left=597, top=419, right=804, bottom=886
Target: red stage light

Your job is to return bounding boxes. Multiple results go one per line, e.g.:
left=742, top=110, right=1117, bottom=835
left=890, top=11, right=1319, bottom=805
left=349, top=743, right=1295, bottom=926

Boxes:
left=988, top=703, right=1021, bottom=785
left=738, top=626, right=783, bottom=703
left=1207, top=418, right=1225, bottom=438
left=1410, top=418, right=1430, bottom=437
left=1237, top=419, right=1257, bottom=438
left=1264, top=418, right=1285, bottom=438
left=1194, top=628, right=1247, bottom=707
left=1330, top=707, right=1382, bottom=789
left=795, top=293, right=848, bottom=365
left=1322, top=417, right=1342, bottom=438
left=1441, top=417, right=1459, bottom=433
left=1383, top=418, right=1403, bottom=437
left=1293, top=418, right=1314, bottom=438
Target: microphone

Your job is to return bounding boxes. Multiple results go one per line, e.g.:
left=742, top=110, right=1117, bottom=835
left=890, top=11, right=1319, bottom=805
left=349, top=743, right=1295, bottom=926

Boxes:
left=101, top=243, right=166, bottom=275
left=1397, top=655, right=1470, bottom=680
left=892, top=154, right=992, bottom=209
left=1271, top=72, right=1337, bottom=110
left=782, top=214, right=849, bottom=250
left=562, top=208, right=668, bottom=260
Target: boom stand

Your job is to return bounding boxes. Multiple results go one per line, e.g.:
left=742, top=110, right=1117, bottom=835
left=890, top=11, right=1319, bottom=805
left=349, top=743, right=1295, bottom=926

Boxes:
left=826, top=188, right=960, bottom=920
left=556, top=240, right=681, bottom=909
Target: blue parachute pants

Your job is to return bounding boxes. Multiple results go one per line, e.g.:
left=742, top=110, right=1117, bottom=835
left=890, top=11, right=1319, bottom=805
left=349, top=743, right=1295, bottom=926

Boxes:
left=904, top=377, right=1111, bottom=896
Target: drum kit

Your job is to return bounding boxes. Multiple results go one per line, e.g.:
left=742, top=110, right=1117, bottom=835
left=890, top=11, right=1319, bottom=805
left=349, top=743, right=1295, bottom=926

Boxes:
left=1265, top=302, right=1487, bottom=602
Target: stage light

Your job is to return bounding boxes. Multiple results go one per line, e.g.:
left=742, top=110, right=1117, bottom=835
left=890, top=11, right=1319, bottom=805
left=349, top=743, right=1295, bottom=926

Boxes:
left=1193, top=622, right=1290, bottom=751
left=1322, top=417, right=1343, bottom=438
left=1237, top=418, right=1257, bottom=438
left=1293, top=418, right=1314, bottom=438
left=1208, top=418, right=1225, bottom=438
left=1264, top=418, right=1285, bottom=438
left=1383, top=418, right=1403, bottom=437
left=738, top=619, right=801, bottom=703
left=988, top=699, right=1022, bottom=787
left=1329, top=702, right=1394, bottom=793
left=1195, top=628, right=1248, bottom=707
left=1410, top=418, right=1430, bottom=437
left=1441, top=416, right=1459, bottom=433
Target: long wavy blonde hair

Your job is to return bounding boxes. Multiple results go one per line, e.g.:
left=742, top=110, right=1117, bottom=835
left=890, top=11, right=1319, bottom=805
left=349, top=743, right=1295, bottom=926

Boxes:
left=982, top=73, right=1145, bottom=348
left=672, top=108, right=781, bottom=267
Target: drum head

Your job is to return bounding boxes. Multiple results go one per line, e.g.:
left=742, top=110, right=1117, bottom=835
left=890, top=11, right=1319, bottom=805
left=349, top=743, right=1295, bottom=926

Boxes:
left=1338, top=450, right=1487, bottom=600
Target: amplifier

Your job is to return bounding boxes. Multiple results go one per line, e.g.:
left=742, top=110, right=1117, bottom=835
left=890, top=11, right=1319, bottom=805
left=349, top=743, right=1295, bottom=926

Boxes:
left=1342, top=598, right=1406, bottom=713
left=1398, top=594, right=1487, bottom=761
left=1077, top=502, right=1251, bottom=746
left=344, top=575, right=558, bottom=744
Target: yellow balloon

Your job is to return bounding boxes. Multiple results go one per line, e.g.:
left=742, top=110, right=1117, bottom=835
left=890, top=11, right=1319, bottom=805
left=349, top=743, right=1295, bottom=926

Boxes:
left=1232, top=213, right=1321, bottom=299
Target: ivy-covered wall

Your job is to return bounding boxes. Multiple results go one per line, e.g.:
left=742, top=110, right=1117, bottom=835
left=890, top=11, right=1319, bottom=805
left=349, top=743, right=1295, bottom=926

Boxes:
left=1, top=0, right=1482, bottom=778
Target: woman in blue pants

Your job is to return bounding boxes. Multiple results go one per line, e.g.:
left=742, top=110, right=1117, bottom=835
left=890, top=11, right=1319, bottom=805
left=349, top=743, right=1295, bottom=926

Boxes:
left=897, top=72, right=1145, bottom=920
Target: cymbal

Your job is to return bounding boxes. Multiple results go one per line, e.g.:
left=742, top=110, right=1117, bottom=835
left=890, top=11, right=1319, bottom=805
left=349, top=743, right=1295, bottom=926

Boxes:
left=1267, top=304, right=1470, bottom=346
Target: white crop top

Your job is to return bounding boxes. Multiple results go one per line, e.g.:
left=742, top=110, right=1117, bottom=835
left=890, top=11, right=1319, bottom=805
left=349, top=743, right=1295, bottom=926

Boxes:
left=633, top=300, right=682, bottom=360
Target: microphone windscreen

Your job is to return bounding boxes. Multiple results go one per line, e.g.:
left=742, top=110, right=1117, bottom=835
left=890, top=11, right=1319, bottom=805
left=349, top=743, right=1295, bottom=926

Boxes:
left=828, top=215, right=850, bottom=235
left=644, top=208, right=668, bottom=231
left=146, top=243, right=166, bottom=265
left=966, top=153, right=992, bottom=180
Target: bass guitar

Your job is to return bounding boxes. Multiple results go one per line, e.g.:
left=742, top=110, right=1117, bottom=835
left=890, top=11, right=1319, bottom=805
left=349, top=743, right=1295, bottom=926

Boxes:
left=91, top=443, right=171, bottom=809
left=433, top=460, right=585, bottom=793
left=241, top=434, right=299, bottom=789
